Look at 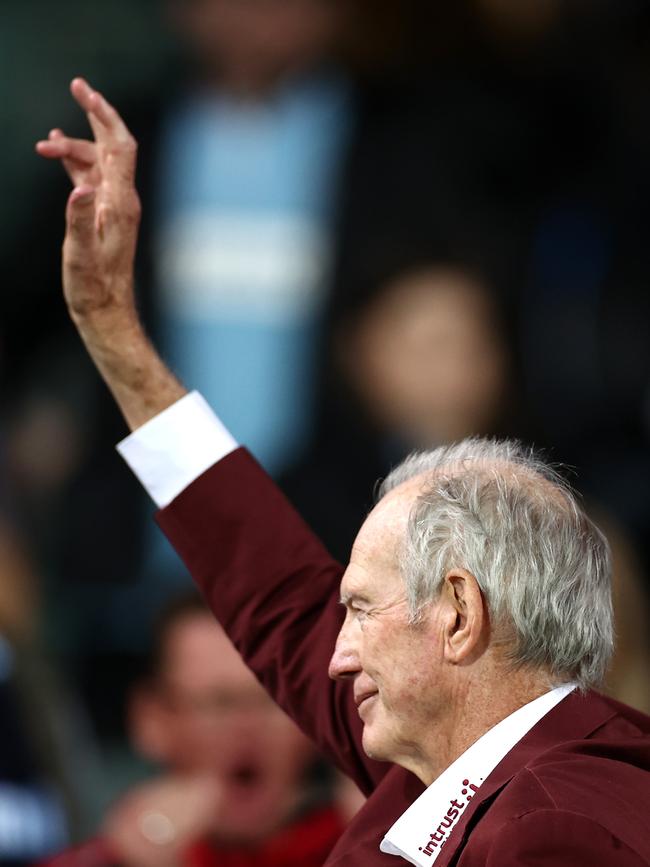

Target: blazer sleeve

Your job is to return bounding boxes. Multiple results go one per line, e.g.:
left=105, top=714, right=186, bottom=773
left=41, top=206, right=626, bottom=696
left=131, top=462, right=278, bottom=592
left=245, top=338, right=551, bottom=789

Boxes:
left=156, top=447, right=389, bottom=795
left=482, top=810, right=647, bottom=867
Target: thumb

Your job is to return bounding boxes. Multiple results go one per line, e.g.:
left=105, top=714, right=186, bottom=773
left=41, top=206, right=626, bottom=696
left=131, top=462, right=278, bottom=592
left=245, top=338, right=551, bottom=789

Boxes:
left=65, top=185, right=96, bottom=245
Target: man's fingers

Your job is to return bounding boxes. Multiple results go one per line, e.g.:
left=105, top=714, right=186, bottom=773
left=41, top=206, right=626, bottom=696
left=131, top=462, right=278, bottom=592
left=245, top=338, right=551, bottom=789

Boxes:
left=36, top=133, right=99, bottom=188
left=36, top=134, right=96, bottom=165
left=68, top=78, right=107, bottom=145
left=70, top=77, right=133, bottom=143
left=69, top=77, right=138, bottom=189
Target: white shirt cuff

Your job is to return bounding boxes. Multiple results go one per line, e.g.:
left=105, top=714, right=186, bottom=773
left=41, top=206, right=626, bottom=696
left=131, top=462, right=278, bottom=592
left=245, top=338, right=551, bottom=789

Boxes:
left=116, top=391, right=238, bottom=508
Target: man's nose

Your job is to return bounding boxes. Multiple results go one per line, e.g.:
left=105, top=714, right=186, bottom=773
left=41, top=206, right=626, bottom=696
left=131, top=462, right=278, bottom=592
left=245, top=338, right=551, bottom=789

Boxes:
left=328, top=621, right=361, bottom=681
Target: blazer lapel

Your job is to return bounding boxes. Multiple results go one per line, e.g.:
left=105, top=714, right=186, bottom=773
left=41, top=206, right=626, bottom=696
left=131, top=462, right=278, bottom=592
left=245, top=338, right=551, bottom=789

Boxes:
left=431, top=690, right=617, bottom=867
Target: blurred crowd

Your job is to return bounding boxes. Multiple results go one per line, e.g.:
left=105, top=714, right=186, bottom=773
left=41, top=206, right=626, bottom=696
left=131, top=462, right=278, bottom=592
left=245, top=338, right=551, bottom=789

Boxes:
left=1, top=0, right=650, bottom=862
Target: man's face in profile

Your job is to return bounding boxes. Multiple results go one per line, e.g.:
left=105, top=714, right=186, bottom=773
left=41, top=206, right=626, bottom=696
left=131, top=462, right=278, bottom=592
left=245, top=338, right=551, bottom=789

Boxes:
left=329, top=477, right=450, bottom=777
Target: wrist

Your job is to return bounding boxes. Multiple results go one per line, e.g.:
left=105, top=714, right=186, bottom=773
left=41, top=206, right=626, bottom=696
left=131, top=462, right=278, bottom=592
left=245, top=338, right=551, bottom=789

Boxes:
left=69, top=295, right=186, bottom=431
left=73, top=301, right=143, bottom=355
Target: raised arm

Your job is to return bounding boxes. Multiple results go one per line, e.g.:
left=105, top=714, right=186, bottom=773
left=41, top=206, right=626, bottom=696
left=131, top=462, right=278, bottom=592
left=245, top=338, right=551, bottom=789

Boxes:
left=35, top=78, right=185, bottom=429
left=37, top=80, right=394, bottom=794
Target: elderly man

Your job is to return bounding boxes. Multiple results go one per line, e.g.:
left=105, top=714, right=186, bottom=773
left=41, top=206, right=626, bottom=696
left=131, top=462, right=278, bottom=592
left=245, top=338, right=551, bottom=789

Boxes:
left=37, top=80, right=650, bottom=866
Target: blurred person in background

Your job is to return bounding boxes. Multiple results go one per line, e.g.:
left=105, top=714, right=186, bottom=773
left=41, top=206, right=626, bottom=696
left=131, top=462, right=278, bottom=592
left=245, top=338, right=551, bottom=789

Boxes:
left=0, top=578, right=69, bottom=866
left=330, top=1, right=650, bottom=577
left=0, top=636, right=68, bottom=866
left=282, top=258, right=513, bottom=562
left=0, top=473, right=71, bottom=862
left=124, top=0, right=355, bottom=610
left=43, top=593, right=361, bottom=867
left=142, top=0, right=352, bottom=479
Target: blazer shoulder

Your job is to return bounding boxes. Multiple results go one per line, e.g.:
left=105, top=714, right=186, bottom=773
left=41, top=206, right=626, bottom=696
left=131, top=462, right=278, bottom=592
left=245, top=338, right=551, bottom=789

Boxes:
left=473, top=806, right=650, bottom=867
left=471, top=760, right=650, bottom=866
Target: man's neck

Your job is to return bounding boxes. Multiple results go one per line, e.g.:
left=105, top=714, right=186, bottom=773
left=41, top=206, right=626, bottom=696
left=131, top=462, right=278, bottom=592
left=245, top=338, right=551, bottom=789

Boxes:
left=411, top=670, right=553, bottom=786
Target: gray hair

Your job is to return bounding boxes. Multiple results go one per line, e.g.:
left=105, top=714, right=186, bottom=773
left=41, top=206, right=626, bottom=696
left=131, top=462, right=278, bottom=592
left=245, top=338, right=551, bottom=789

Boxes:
left=378, top=438, right=613, bottom=690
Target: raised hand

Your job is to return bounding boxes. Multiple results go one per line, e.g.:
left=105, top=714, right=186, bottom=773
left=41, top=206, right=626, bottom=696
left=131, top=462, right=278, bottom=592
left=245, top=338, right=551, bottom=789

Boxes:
left=36, top=77, right=141, bottom=323
left=36, top=79, right=185, bottom=431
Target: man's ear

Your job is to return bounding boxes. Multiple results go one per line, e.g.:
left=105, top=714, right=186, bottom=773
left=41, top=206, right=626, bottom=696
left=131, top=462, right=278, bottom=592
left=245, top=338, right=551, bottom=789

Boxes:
left=440, top=569, right=488, bottom=664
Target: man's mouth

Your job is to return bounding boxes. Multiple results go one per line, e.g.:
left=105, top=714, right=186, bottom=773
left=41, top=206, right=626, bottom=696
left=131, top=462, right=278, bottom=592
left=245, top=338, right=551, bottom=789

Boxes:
left=355, top=691, right=378, bottom=711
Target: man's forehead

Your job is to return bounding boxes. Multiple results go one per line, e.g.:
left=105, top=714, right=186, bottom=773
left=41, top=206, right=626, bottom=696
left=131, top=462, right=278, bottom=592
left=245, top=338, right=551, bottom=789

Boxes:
left=355, top=470, right=433, bottom=553
left=370, top=471, right=430, bottom=524
left=340, top=474, right=427, bottom=600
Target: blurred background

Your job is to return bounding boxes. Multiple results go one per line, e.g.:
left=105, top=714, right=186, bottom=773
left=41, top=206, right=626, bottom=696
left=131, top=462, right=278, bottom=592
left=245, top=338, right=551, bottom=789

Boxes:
left=1, top=0, right=650, bottom=862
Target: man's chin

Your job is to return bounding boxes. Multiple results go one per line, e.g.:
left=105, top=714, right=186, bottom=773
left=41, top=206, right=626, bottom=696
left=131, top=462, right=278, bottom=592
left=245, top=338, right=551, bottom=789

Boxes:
left=361, top=723, right=393, bottom=763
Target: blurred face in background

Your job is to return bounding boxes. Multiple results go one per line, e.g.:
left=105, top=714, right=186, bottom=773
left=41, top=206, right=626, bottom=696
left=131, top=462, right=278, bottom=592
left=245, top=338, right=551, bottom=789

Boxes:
left=169, top=0, right=343, bottom=94
left=131, top=611, right=313, bottom=841
left=344, top=266, right=508, bottom=446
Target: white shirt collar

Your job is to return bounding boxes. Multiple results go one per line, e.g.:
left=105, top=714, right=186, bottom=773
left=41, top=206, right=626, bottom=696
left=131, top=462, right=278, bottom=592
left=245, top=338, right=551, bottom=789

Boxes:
left=380, top=682, right=576, bottom=866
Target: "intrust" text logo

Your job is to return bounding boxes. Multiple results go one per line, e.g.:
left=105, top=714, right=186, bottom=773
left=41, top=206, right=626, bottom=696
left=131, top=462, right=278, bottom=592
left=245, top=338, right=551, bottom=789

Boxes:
left=418, top=778, right=482, bottom=857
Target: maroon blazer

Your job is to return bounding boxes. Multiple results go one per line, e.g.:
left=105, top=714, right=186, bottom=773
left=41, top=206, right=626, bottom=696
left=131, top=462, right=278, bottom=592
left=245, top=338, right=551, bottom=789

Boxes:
left=158, top=448, right=650, bottom=866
